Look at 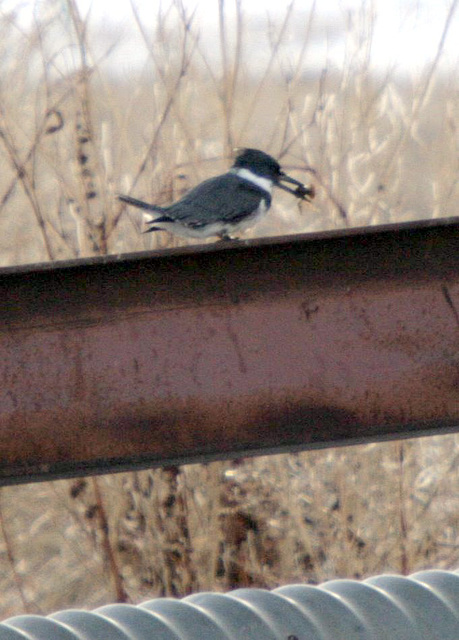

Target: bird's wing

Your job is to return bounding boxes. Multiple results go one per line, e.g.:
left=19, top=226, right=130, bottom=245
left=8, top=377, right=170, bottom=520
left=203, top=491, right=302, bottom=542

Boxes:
left=166, top=174, right=271, bottom=227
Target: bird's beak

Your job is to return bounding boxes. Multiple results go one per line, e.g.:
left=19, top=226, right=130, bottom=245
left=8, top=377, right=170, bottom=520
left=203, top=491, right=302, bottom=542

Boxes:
left=277, top=172, right=315, bottom=202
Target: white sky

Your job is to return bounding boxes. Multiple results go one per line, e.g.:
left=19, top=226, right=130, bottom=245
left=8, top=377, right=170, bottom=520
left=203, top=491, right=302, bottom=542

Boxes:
left=3, top=0, right=458, bottom=76
left=70, top=0, right=458, bottom=75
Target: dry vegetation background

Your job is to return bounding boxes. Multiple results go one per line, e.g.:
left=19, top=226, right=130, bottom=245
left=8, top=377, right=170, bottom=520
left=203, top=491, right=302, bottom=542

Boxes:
left=0, top=0, right=458, bottom=619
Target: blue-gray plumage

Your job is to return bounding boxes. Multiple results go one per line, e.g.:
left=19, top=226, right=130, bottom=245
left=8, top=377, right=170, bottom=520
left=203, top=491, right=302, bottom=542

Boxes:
left=119, top=148, right=314, bottom=241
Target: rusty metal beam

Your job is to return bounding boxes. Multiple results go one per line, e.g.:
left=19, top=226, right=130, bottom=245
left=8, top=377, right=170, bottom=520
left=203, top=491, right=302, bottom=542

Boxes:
left=1, top=217, right=459, bottom=485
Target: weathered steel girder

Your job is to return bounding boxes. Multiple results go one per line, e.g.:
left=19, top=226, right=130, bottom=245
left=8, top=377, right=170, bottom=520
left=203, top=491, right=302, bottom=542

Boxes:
left=1, top=217, right=458, bottom=485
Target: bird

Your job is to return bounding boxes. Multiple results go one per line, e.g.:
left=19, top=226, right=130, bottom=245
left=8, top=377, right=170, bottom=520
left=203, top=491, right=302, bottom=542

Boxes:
left=119, top=148, right=314, bottom=241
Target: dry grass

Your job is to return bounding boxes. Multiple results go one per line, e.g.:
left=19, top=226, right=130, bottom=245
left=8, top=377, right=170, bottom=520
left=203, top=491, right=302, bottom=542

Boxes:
left=2, top=438, right=459, bottom=616
left=0, top=0, right=458, bottom=618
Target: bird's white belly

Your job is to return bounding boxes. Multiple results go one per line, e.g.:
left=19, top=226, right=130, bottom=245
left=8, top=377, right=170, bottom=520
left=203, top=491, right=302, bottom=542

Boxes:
left=216, top=199, right=269, bottom=239
left=147, top=199, right=269, bottom=239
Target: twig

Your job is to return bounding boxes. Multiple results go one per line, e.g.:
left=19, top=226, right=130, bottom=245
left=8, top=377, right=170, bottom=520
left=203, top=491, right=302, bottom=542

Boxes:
left=0, top=489, right=36, bottom=613
left=91, top=478, right=129, bottom=602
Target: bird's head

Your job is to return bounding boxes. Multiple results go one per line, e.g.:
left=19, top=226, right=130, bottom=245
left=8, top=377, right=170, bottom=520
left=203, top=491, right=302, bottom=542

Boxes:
left=233, top=148, right=314, bottom=202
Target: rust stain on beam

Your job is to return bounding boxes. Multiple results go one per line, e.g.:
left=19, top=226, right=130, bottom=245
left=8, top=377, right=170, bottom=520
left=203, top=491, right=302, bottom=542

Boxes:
left=1, top=218, right=459, bottom=485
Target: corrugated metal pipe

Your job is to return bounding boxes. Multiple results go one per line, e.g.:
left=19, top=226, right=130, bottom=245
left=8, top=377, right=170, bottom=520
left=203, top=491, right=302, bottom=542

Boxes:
left=1, top=570, right=458, bottom=639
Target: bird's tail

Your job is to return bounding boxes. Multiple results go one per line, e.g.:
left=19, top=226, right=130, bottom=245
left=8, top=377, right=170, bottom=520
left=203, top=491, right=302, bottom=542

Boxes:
left=118, top=194, right=166, bottom=213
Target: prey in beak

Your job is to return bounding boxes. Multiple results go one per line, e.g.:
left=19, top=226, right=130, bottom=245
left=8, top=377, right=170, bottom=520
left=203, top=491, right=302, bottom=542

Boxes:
left=277, top=172, right=315, bottom=202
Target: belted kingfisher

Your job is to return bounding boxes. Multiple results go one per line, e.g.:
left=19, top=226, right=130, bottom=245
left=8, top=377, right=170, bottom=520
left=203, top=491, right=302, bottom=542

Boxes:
left=119, top=148, right=314, bottom=241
